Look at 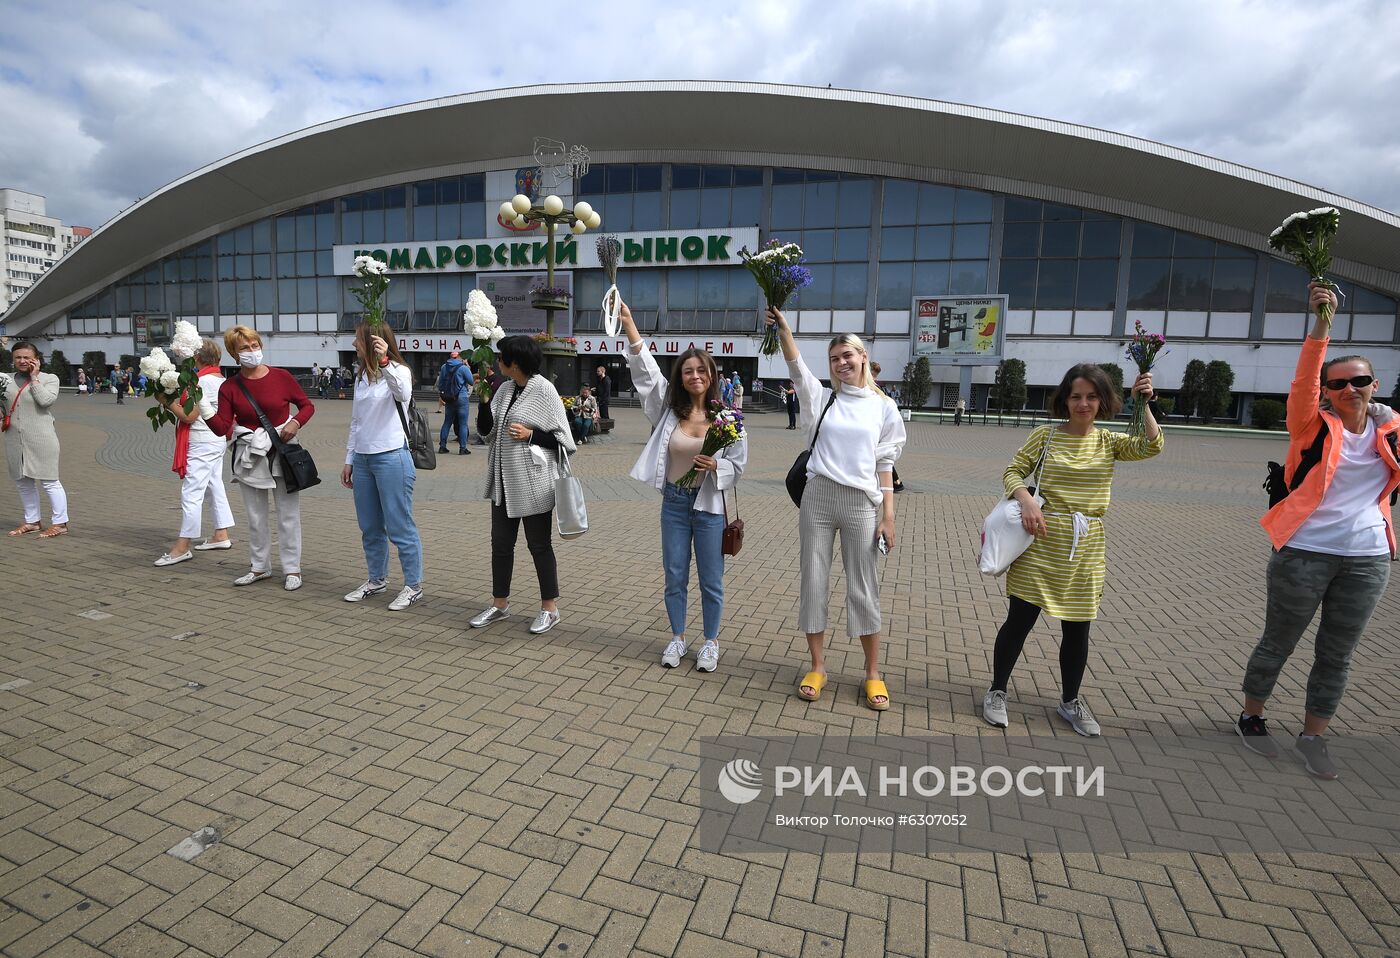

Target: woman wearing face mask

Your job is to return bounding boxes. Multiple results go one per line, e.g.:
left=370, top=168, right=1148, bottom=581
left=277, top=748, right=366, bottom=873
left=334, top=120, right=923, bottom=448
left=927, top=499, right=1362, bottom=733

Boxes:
left=154, top=338, right=234, bottom=565
left=207, top=326, right=315, bottom=590
left=1237, top=283, right=1400, bottom=780
left=2, top=342, right=69, bottom=538
left=617, top=300, right=747, bottom=673
left=981, top=363, right=1161, bottom=737
left=470, top=335, right=577, bottom=635
left=765, top=308, right=905, bottom=710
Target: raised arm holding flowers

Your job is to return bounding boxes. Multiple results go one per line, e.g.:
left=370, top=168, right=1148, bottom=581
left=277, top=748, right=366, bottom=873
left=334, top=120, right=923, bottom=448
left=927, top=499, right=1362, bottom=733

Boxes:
left=1268, top=207, right=1342, bottom=329
left=741, top=240, right=813, bottom=355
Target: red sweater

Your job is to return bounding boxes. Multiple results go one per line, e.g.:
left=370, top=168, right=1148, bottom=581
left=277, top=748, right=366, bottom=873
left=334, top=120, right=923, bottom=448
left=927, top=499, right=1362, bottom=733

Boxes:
left=209, top=367, right=315, bottom=437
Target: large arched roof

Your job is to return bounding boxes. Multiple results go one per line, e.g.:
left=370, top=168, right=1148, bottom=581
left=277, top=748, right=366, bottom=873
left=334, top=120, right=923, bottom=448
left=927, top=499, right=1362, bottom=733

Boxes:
left=8, top=80, right=1400, bottom=336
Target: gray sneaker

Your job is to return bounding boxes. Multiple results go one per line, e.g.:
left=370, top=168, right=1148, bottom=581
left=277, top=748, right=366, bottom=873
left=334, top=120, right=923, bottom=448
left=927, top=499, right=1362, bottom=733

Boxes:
left=470, top=604, right=510, bottom=628
left=1057, top=698, right=1101, bottom=737
left=982, top=689, right=1009, bottom=728
left=528, top=609, right=561, bottom=635
left=696, top=641, right=720, bottom=673
left=1295, top=736, right=1339, bottom=780
left=661, top=638, right=687, bottom=668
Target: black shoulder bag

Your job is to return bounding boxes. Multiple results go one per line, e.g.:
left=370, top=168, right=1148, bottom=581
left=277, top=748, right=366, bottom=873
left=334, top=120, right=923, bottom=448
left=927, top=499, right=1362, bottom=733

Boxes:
left=1263, top=424, right=1326, bottom=508
left=395, top=399, right=437, bottom=471
left=233, top=376, right=321, bottom=494
left=785, top=393, right=839, bottom=507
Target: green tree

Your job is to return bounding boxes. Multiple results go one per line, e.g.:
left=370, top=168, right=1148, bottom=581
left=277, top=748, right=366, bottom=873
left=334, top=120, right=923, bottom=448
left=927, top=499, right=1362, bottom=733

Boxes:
left=1154, top=396, right=1175, bottom=418
left=82, top=350, right=109, bottom=375
left=991, top=358, right=1028, bottom=412
left=47, top=349, right=74, bottom=385
left=119, top=354, right=140, bottom=373
left=900, top=356, right=933, bottom=409
left=1199, top=360, right=1236, bottom=424
left=1179, top=359, right=1206, bottom=423
left=1098, top=362, right=1125, bottom=417
left=1250, top=398, right=1285, bottom=430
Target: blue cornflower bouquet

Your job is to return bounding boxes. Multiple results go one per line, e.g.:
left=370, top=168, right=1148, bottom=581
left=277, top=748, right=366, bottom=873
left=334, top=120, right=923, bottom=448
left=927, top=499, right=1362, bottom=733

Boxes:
left=740, top=240, right=813, bottom=355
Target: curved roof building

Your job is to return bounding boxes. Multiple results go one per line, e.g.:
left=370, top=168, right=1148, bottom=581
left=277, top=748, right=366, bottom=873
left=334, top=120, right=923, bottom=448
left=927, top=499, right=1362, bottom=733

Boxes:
left=6, top=81, right=1397, bottom=412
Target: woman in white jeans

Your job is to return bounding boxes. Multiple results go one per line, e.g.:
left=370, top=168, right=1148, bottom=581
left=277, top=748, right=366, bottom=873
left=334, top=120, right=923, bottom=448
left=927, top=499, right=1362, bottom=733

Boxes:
left=155, top=338, right=234, bottom=566
left=2, top=342, right=69, bottom=538
left=766, top=308, right=905, bottom=710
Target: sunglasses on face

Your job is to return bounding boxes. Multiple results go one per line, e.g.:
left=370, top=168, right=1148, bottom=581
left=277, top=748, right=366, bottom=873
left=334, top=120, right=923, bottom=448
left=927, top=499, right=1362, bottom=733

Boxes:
left=1324, top=374, right=1374, bottom=391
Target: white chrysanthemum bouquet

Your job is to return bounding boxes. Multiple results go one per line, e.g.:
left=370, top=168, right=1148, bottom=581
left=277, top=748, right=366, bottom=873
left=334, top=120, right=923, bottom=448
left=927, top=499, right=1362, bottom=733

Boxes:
left=141, top=319, right=204, bottom=431
left=350, top=255, right=391, bottom=332
left=463, top=289, right=505, bottom=402
left=1268, top=207, right=1342, bottom=328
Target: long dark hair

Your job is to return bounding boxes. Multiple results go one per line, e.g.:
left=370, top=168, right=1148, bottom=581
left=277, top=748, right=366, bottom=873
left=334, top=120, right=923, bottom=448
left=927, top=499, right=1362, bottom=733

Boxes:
left=665, top=348, right=722, bottom=421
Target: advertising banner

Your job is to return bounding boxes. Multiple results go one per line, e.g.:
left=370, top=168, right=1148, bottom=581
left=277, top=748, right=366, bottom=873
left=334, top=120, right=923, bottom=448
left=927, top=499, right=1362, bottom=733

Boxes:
left=911, top=295, right=1007, bottom=365
left=479, top=272, right=572, bottom=338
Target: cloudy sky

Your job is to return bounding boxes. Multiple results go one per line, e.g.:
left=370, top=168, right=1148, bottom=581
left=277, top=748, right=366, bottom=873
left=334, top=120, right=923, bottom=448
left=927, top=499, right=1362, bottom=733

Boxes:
left=1, top=0, right=1396, bottom=229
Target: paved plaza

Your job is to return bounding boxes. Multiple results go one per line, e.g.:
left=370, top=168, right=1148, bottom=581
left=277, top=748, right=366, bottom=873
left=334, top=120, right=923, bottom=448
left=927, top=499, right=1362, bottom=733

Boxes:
left=2, top=394, right=1398, bottom=958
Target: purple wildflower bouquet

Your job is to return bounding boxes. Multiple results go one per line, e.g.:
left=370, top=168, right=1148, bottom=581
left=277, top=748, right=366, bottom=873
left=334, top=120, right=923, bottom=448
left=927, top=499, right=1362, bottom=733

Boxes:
left=1124, top=320, right=1167, bottom=435
left=674, top=402, right=745, bottom=489
left=740, top=240, right=813, bottom=355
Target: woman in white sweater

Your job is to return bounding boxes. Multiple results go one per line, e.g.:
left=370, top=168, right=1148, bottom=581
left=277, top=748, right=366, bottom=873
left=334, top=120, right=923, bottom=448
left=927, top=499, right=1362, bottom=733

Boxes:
left=766, top=307, right=906, bottom=709
left=617, top=300, right=747, bottom=673
left=154, top=339, right=234, bottom=565
left=340, top=325, right=424, bottom=611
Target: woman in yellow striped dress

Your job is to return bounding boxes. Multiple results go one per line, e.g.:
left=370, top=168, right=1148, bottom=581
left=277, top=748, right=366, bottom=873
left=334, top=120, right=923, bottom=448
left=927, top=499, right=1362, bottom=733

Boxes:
left=981, top=363, right=1163, bottom=736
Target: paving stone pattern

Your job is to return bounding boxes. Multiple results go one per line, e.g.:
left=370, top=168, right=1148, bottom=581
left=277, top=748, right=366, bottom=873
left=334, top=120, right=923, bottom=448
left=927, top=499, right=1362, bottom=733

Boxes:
left=2, top=396, right=1398, bottom=957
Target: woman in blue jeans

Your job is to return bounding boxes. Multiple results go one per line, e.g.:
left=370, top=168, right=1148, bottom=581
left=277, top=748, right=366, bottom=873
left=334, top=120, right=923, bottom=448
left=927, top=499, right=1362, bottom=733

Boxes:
left=340, top=324, right=425, bottom=611
left=618, top=299, right=746, bottom=672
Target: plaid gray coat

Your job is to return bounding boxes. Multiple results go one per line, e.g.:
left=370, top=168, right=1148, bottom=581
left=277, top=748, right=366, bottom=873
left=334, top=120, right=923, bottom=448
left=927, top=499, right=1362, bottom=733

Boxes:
left=481, top=374, right=578, bottom=518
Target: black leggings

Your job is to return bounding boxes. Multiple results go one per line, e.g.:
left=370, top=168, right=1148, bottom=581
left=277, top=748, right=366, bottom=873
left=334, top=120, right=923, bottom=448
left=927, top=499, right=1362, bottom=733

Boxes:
left=990, top=596, right=1091, bottom=702
left=491, top=502, right=558, bottom=602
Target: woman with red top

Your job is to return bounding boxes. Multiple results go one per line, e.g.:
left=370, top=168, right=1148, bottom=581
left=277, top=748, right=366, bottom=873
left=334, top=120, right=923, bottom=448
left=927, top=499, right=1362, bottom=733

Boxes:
left=154, top=338, right=234, bottom=566
left=1238, top=283, right=1400, bottom=780
left=207, top=325, right=316, bottom=591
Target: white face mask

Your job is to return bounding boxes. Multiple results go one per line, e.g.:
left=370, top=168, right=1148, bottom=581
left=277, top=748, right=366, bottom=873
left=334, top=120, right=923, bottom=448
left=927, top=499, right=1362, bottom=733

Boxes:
left=238, top=349, right=263, bottom=368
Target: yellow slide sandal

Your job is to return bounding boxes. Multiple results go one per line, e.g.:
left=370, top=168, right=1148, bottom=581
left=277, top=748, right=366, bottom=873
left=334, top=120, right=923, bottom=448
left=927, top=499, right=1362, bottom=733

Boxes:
left=863, top=679, right=890, bottom=711
left=797, top=671, right=827, bottom=702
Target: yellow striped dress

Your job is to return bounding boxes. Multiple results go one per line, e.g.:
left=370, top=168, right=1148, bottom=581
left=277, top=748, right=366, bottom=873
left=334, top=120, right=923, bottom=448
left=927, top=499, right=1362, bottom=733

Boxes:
left=1003, top=424, right=1165, bottom=621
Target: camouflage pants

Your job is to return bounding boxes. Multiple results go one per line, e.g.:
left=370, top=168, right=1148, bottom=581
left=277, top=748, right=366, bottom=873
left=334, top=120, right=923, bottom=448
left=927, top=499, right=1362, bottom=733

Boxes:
left=1243, top=546, right=1391, bottom=718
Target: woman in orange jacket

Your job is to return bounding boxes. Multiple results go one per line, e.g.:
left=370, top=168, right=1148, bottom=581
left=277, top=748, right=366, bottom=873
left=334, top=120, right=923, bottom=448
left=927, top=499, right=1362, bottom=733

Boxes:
left=1238, top=283, right=1400, bottom=780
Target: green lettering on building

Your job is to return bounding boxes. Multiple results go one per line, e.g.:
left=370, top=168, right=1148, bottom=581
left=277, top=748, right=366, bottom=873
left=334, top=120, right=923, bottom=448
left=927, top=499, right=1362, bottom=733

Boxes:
left=373, top=249, right=389, bottom=264
left=436, top=246, right=454, bottom=268
left=476, top=244, right=493, bottom=267
left=454, top=245, right=472, bottom=267
left=413, top=248, right=434, bottom=269
left=531, top=242, right=548, bottom=265
left=556, top=241, right=577, bottom=264
left=623, top=238, right=646, bottom=263
left=707, top=235, right=731, bottom=260
left=510, top=243, right=530, bottom=267
left=493, top=244, right=508, bottom=266
left=681, top=236, right=704, bottom=261
left=388, top=248, right=412, bottom=270
left=654, top=237, right=678, bottom=262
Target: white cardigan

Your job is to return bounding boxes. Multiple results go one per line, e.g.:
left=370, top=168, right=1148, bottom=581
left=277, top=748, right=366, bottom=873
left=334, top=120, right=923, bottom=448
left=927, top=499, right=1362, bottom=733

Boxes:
left=789, top=355, right=905, bottom=505
left=626, top=342, right=746, bottom=515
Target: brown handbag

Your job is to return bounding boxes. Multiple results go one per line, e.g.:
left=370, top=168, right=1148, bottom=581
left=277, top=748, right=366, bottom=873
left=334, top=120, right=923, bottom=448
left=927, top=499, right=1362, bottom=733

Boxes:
left=722, top=486, right=744, bottom=556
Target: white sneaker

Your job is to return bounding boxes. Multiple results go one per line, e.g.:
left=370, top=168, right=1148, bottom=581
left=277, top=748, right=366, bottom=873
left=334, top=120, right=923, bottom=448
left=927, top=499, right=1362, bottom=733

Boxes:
left=696, top=641, right=720, bottom=673
left=1057, top=698, right=1101, bottom=737
left=284, top=574, right=303, bottom=592
left=344, top=579, right=387, bottom=602
left=661, top=638, right=687, bottom=668
left=388, top=586, right=423, bottom=611
left=982, top=689, right=1009, bottom=728
left=528, top=609, right=560, bottom=634
left=154, top=551, right=194, bottom=567
left=233, top=570, right=272, bottom=587
left=470, top=604, right=510, bottom=628
left=193, top=539, right=233, bottom=551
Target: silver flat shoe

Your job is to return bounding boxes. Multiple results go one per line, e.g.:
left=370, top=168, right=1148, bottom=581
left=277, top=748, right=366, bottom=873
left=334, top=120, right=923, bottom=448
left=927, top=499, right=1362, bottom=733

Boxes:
left=528, top=609, right=560, bottom=634
left=470, top=604, right=510, bottom=628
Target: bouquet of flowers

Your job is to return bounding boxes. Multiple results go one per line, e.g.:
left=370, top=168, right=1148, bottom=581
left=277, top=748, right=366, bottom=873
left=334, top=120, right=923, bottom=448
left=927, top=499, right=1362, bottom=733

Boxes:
left=673, top=403, right=745, bottom=489
left=740, top=240, right=812, bottom=355
left=463, top=289, right=504, bottom=403
left=562, top=396, right=576, bottom=411
left=140, top=329, right=204, bottom=432
left=1268, top=207, right=1342, bottom=329
left=1123, top=320, right=1166, bottom=435
left=597, top=235, right=622, bottom=337
left=350, top=255, right=391, bottom=332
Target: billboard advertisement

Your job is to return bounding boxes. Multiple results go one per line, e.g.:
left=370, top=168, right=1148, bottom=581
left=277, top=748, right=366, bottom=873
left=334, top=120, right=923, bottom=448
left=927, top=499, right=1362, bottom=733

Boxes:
left=911, top=295, right=1007, bottom=365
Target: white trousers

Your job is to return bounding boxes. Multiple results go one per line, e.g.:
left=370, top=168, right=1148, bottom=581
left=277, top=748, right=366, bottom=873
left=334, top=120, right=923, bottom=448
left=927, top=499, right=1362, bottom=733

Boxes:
left=180, top=442, right=234, bottom=539
left=16, top=477, right=68, bottom=525
left=239, top=482, right=301, bottom=573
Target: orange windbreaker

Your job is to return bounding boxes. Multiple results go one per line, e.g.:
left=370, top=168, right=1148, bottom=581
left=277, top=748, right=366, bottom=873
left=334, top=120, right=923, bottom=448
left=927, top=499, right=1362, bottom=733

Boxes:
left=1260, top=336, right=1400, bottom=557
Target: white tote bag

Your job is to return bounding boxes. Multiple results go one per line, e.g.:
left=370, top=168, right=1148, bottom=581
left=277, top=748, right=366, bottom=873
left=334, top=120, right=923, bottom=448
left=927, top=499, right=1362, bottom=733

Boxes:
left=978, top=430, right=1052, bottom=576
left=553, top=447, right=588, bottom=539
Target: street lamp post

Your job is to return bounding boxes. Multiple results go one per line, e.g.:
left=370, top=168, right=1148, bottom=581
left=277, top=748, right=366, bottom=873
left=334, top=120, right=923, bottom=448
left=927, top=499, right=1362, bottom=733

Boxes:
left=496, top=193, right=601, bottom=339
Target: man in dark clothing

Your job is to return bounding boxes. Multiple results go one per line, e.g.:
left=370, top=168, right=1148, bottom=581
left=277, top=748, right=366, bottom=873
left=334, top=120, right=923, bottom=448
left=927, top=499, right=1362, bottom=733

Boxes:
left=595, top=365, right=610, bottom=421
left=435, top=351, right=475, bottom=454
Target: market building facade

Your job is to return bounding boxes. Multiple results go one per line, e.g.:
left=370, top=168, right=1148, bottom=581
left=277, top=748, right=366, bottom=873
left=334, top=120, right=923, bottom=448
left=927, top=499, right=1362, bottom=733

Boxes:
left=5, top=82, right=1398, bottom=417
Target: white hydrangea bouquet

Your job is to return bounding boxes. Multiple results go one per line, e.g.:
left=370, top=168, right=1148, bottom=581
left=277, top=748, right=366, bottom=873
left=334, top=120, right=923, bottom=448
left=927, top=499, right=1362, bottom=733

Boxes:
left=463, top=289, right=505, bottom=402
left=1268, top=207, right=1342, bottom=328
left=350, top=255, right=391, bottom=332
left=140, top=319, right=204, bottom=431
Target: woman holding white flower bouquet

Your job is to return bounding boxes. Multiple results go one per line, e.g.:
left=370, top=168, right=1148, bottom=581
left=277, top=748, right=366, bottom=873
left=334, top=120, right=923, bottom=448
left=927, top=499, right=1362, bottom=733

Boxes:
left=207, top=325, right=316, bottom=591
left=341, top=324, right=425, bottom=611
left=2, top=342, right=69, bottom=538
left=765, top=308, right=904, bottom=708
left=154, top=338, right=234, bottom=566
left=616, top=299, right=747, bottom=673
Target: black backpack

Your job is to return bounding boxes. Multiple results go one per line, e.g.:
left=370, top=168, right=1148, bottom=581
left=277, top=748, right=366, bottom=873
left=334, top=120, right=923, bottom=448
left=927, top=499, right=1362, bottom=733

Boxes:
left=1265, top=423, right=1400, bottom=507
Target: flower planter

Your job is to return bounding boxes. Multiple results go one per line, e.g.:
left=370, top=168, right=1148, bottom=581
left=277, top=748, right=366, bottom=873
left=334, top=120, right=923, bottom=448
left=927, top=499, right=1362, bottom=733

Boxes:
left=531, top=294, right=571, bottom=311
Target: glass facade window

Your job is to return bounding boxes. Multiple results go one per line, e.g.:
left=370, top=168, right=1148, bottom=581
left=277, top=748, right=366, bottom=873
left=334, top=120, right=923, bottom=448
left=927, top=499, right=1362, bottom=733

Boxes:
left=998, top=197, right=1119, bottom=310
left=1128, top=223, right=1257, bottom=312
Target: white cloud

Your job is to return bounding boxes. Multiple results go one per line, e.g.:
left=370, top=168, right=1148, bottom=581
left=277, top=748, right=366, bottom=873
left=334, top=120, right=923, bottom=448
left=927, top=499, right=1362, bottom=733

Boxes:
left=1, top=0, right=1396, bottom=228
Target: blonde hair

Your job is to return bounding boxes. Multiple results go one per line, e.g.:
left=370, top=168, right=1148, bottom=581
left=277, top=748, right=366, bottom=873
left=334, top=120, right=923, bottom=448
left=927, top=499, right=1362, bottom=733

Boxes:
left=195, top=338, right=223, bottom=367
left=222, top=325, right=262, bottom=355
left=827, top=334, right=886, bottom=397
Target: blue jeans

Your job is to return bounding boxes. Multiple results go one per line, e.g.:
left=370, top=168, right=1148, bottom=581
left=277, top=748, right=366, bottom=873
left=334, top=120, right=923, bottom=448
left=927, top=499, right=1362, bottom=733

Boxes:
left=661, top=482, right=725, bottom=641
left=352, top=447, right=423, bottom=587
left=576, top=416, right=593, bottom=440
left=440, top=396, right=470, bottom=449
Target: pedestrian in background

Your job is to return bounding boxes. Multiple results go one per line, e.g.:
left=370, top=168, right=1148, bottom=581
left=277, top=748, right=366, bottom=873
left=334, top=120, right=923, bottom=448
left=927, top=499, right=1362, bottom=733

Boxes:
left=783, top=380, right=799, bottom=429
left=595, top=365, right=611, bottom=422
left=436, top=350, right=474, bottom=455
left=574, top=385, right=599, bottom=444
left=3, top=342, right=70, bottom=538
